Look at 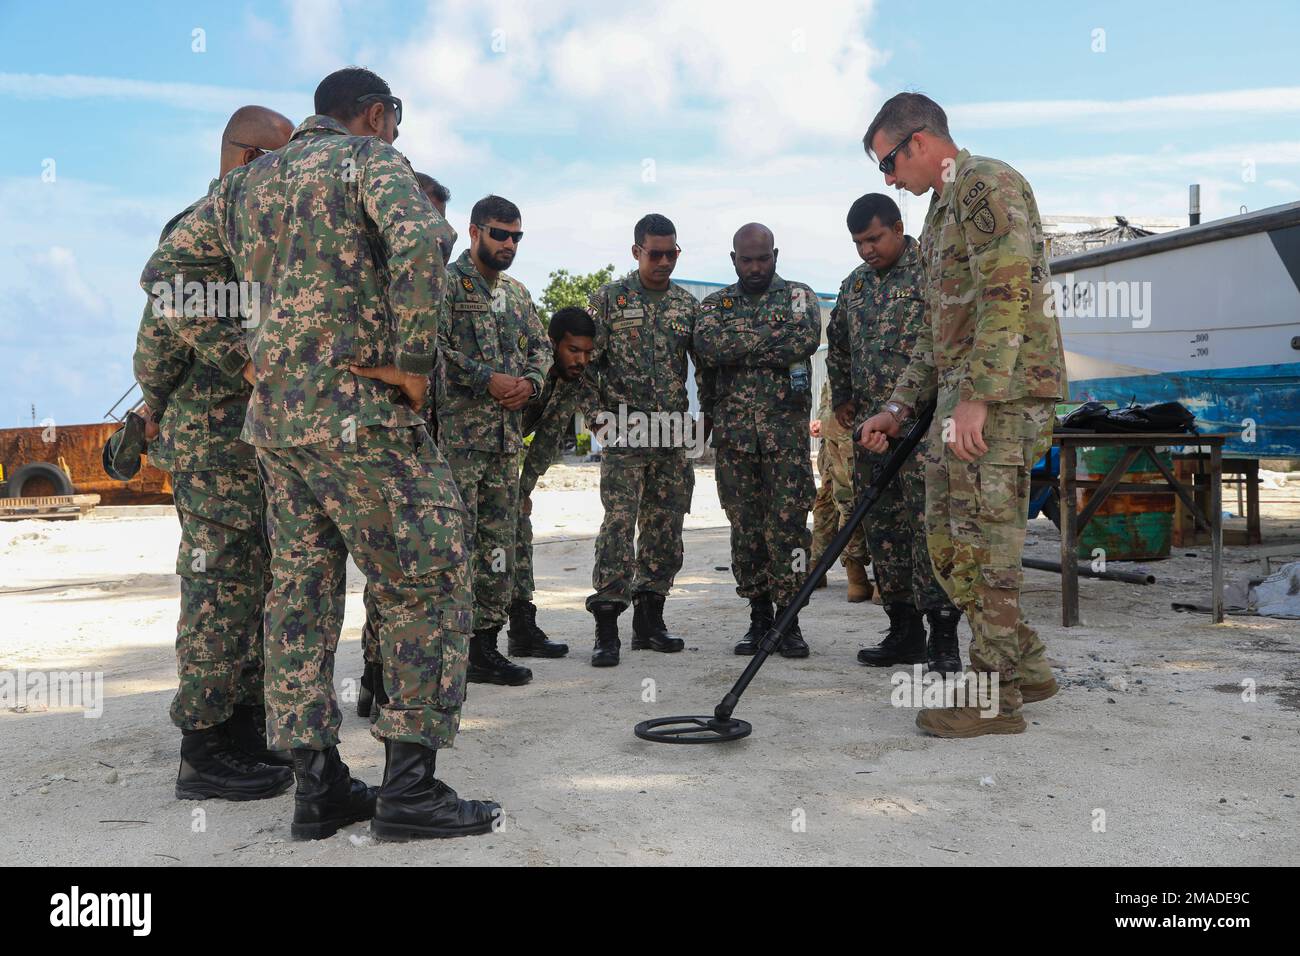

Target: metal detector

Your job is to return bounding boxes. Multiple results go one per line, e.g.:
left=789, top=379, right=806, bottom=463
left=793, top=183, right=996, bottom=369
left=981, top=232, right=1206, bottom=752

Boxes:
left=634, top=402, right=936, bottom=744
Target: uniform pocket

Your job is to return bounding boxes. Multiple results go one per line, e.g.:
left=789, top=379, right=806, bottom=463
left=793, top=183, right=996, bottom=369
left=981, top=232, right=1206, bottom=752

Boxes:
left=974, top=439, right=1024, bottom=522
left=381, top=471, right=469, bottom=578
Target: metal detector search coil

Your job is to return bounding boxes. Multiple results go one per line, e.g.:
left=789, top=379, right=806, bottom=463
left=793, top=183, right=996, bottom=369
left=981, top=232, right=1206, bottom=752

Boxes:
left=633, top=403, right=936, bottom=744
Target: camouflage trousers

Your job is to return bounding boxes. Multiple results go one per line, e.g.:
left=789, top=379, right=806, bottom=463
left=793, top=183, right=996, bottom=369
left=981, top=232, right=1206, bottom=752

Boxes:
left=924, top=394, right=1055, bottom=714
left=442, top=448, right=519, bottom=632
left=588, top=448, right=693, bottom=610
left=511, top=480, right=535, bottom=604
left=169, top=463, right=270, bottom=731
left=853, top=443, right=954, bottom=613
left=716, top=444, right=815, bottom=609
left=256, top=425, right=473, bottom=750
left=811, top=433, right=867, bottom=565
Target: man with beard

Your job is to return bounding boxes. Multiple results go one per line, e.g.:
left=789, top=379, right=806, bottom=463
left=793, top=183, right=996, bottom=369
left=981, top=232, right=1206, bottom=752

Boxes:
left=695, top=224, right=821, bottom=657
left=827, top=192, right=963, bottom=675
left=437, top=195, right=552, bottom=686
left=506, top=306, right=599, bottom=656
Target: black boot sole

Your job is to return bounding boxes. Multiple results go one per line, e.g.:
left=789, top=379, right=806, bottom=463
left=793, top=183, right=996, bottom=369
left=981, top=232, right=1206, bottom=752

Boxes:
left=591, top=654, right=620, bottom=667
left=466, top=665, right=533, bottom=686
left=856, top=655, right=927, bottom=667
left=370, top=816, right=496, bottom=841
left=175, top=771, right=293, bottom=802
left=630, top=637, right=684, bottom=652
left=779, top=646, right=810, bottom=659
left=291, top=800, right=377, bottom=841
left=506, top=641, right=570, bottom=658
left=734, top=644, right=758, bottom=656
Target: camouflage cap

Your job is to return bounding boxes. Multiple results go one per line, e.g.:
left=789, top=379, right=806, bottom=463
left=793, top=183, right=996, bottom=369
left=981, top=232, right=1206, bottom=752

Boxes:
left=102, top=411, right=148, bottom=481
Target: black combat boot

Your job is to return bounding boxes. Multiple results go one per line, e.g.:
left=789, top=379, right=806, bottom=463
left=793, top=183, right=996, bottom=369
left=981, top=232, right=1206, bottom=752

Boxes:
left=856, top=602, right=927, bottom=667
left=590, top=601, right=622, bottom=667
left=370, top=740, right=500, bottom=841
left=506, top=599, right=569, bottom=658
left=925, top=606, right=964, bottom=675
left=356, top=657, right=387, bottom=719
left=175, top=724, right=294, bottom=802
left=776, top=604, right=810, bottom=658
left=734, top=596, right=774, bottom=655
left=631, top=593, right=685, bottom=652
left=467, top=627, right=533, bottom=686
left=225, top=703, right=293, bottom=767
left=289, top=746, right=378, bottom=841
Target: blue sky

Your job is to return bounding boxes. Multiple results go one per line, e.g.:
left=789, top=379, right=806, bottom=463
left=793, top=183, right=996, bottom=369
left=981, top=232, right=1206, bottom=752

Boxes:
left=2, top=0, right=1299, bottom=425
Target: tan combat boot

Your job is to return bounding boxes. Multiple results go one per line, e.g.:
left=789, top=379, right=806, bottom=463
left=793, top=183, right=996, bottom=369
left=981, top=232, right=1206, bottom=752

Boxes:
left=1020, top=676, right=1059, bottom=703
left=844, top=558, right=873, bottom=603
left=916, top=706, right=1026, bottom=737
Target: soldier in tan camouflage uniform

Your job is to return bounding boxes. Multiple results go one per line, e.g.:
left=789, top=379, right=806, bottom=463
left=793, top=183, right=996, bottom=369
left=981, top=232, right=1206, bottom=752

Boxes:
left=437, top=195, right=552, bottom=687
left=859, top=93, right=1066, bottom=738
left=134, top=106, right=295, bottom=804
left=143, top=68, right=498, bottom=840
left=828, top=193, right=964, bottom=676
left=810, top=381, right=871, bottom=600
left=585, top=214, right=708, bottom=667
left=695, top=224, right=820, bottom=657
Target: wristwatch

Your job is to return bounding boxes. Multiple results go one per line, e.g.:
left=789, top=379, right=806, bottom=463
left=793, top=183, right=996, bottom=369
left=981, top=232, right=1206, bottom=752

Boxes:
left=884, top=401, right=911, bottom=424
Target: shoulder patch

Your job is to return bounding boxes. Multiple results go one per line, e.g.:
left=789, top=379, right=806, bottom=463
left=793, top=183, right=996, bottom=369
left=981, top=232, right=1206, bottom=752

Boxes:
left=962, top=193, right=1012, bottom=246
left=853, top=277, right=864, bottom=293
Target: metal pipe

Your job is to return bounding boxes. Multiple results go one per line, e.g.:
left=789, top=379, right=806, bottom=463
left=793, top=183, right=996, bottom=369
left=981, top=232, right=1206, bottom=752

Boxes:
left=1189, top=184, right=1201, bottom=226
left=1022, top=556, right=1155, bottom=585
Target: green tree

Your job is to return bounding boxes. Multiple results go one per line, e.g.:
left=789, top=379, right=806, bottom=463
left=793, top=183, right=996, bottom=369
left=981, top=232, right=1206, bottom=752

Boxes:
left=539, top=264, right=615, bottom=322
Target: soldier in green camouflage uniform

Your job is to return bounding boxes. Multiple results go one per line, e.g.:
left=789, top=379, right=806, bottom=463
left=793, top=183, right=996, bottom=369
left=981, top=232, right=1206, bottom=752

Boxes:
left=142, top=68, right=498, bottom=840
left=695, top=224, right=820, bottom=657
left=134, top=106, right=295, bottom=804
left=507, top=307, right=599, bottom=658
left=437, top=195, right=551, bottom=686
left=810, top=381, right=871, bottom=599
left=828, top=193, right=963, bottom=675
left=357, top=171, right=455, bottom=721
left=860, top=93, right=1066, bottom=737
left=585, top=214, right=707, bottom=666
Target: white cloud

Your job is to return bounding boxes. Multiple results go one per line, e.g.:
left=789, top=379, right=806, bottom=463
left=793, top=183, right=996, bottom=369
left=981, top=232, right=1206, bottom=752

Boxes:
left=953, top=87, right=1300, bottom=129
left=0, top=72, right=312, bottom=118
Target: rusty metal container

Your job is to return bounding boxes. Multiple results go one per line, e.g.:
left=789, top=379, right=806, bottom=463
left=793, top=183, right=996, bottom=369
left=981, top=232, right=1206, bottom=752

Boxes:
left=0, top=423, right=172, bottom=505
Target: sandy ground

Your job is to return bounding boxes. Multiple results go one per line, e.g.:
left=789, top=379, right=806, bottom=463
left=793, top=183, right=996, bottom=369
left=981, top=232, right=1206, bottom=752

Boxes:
left=2, top=460, right=1298, bottom=867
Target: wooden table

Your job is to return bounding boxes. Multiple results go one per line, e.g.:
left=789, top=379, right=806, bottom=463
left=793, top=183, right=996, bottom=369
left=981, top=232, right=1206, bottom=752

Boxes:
left=1049, top=432, right=1227, bottom=626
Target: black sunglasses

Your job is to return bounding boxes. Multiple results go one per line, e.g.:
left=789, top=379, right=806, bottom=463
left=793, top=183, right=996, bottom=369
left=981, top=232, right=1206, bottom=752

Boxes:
left=228, top=140, right=268, bottom=158
left=356, top=93, right=402, bottom=126
left=638, top=244, right=681, bottom=262
left=474, top=223, right=523, bottom=243
left=878, top=127, right=925, bottom=175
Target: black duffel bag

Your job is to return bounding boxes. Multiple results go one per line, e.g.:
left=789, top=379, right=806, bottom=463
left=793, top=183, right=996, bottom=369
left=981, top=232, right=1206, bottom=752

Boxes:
left=1059, top=400, right=1198, bottom=434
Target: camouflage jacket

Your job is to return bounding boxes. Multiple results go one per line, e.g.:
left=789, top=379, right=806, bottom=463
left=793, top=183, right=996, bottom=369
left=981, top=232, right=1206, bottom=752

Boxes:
left=587, top=272, right=707, bottom=430
left=133, top=181, right=254, bottom=473
left=827, top=236, right=927, bottom=428
left=139, top=115, right=454, bottom=448
left=694, top=275, right=821, bottom=452
left=436, top=249, right=551, bottom=453
left=890, top=149, right=1066, bottom=412
left=519, top=367, right=600, bottom=495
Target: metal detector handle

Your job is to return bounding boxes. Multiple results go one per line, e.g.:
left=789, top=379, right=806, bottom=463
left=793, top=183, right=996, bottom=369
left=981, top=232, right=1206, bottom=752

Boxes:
left=714, top=401, right=937, bottom=722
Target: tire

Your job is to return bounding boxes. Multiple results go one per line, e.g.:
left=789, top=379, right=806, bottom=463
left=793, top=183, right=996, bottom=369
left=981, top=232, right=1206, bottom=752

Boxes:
left=4, top=461, right=74, bottom=498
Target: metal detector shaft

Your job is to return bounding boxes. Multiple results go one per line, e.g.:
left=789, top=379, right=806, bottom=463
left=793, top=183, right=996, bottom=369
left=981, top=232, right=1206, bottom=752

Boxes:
left=713, top=403, right=937, bottom=722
